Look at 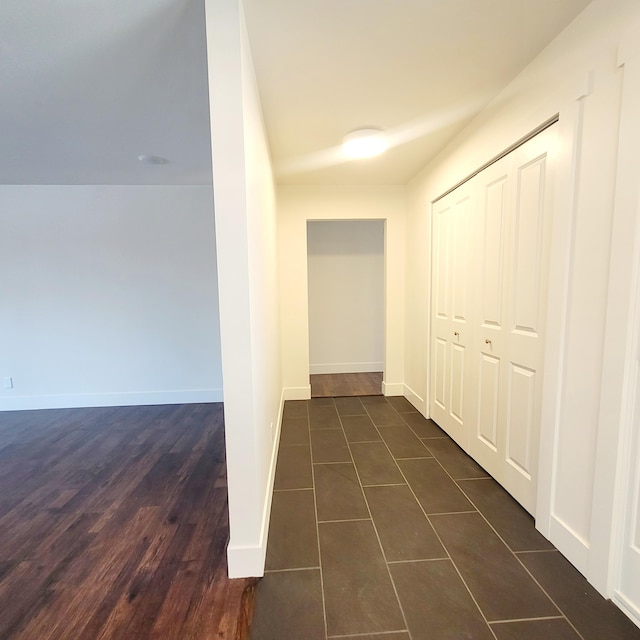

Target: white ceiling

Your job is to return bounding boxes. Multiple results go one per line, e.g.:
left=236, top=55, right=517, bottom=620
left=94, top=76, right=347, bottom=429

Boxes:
left=0, top=0, right=591, bottom=186
left=1, top=0, right=212, bottom=185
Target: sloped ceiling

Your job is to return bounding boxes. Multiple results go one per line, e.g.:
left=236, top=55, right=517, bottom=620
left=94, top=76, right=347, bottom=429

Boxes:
left=0, top=0, right=591, bottom=186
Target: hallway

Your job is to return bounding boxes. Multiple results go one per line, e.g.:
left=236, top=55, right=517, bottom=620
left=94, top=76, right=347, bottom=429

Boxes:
left=249, top=396, right=640, bottom=640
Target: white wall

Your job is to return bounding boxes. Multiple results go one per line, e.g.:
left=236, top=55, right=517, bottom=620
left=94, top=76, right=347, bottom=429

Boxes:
left=307, top=220, right=384, bottom=374
left=279, top=185, right=405, bottom=399
left=0, top=185, right=221, bottom=410
left=404, top=0, right=640, bottom=599
left=205, top=0, right=283, bottom=578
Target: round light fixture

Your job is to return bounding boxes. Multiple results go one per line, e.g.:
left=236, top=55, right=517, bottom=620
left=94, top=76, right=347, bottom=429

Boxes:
left=342, top=128, right=387, bottom=159
left=137, top=154, right=169, bottom=165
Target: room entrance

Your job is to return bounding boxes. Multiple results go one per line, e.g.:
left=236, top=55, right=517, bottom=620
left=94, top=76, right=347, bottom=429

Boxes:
left=307, top=220, right=385, bottom=396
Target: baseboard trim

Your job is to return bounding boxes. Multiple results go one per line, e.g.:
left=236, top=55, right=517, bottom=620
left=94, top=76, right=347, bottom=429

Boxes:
left=403, top=384, right=426, bottom=416
left=227, top=387, right=285, bottom=578
left=283, top=386, right=311, bottom=401
left=0, top=388, right=224, bottom=412
left=309, top=362, right=384, bottom=375
left=381, top=381, right=404, bottom=396
left=547, top=514, right=590, bottom=576
left=227, top=544, right=267, bottom=580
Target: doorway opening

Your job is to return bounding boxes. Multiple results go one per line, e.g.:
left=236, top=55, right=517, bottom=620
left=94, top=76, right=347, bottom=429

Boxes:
left=306, top=219, right=385, bottom=397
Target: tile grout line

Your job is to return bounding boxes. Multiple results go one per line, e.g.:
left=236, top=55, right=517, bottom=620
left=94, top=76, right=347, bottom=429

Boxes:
left=489, top=615, right=567, bottom=625
left=317, top=517, right=372, bottom=524
left=386, top=557, right=450, bottom=565
left=447, top=465, right=579, bottom=631
left=339, top=399, right=413, bottom=640
left=264, top=566, right=321, bottom=574
left=426, top=436, right=585, bottom=640
left=307, top=401, right=330, bottom=640
left=364, top=399, right=501, bottom=640
left=327, top=631, right=411, bottom=639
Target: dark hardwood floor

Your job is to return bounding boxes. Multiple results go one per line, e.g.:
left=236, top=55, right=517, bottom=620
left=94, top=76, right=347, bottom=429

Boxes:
left=309, top=372, right=383, bottom=397
left=0, top=403, right=253, bottom=640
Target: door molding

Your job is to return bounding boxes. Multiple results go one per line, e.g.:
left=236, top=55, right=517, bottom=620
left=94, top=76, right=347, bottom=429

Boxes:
left=591, top=32, right=640, bottom=613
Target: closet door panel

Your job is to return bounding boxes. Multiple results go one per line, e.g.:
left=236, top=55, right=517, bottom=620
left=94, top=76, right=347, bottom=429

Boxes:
left=503, top=127, right=555, bottom=513
left=470, top=160, right=510, bottom=474
left=433, top=203, right=450, bottom=321
left=481, top=176, right=508, bottom=328
left=450, top=343, right=466, bottom=426
left=511, top=156, right=547, bottom=336
left=434, top=337, right=447, bottom=411
left=430, top=187, right=473, bottom=447
left=477, top=352, right=500, bottom=450
left=505, top=363, right=536, bottom=480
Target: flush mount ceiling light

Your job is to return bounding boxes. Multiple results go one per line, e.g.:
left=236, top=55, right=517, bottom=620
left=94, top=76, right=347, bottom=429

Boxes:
left=342, top=128, right=387, bottom=159
left=137, top=154, right=169, bottom=165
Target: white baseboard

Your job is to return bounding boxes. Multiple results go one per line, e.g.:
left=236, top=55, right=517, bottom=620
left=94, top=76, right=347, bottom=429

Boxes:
left=0, top=388, right=224, bottom=411
left=404, top=384, right=426, bottom=416
left=309, top=362, right=384, bottom=375
left=227, top=387, right=285, bottom=578
left=547, top=514, right=590, bottom=576
left=382, top=381, right=404, bottom=396
left=227, top=544, right=268, bottom=579
left=283, top=385, right=311, bottom=401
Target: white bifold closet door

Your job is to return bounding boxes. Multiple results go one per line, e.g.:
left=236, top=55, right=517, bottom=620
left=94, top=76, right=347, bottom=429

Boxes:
left=429, top=125, right=556, bottom=515
left=430, top=181, right=474, bottom=448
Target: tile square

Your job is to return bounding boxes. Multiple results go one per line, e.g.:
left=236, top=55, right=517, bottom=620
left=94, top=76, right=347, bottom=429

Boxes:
left=424, top=438, right=489, bottom=479
left=283, top=400, right=308, bottom=419
left=279, top=417, right=309, bottom=446
left=309, top=405, right=341, bottom=429
left=265, top=489, right=319, bottom=570
left=315, top=463, right=369, bottom=522
left=457, top=478, right=554, bottom=551
left=378, top=425, right=432, bottom=459
left=274, top=445, right=313, bottom=490
left=402, top=413, right=446, bottom=438
left=430, top=513, right=557, bottom=621
left=334, top=397, right=366, bottom=415
left=250, top=569, right=324, bottom=640
left=365, top=402, right=405, bottom=426
left=491, top=618, right=581, bottom=640
left=310, top=429, right=351, bottom=463
left=390, top=560, right=494, bottom=640
left=518, top=550, right=640, bottom=640
left=341, top=414, right=381, bottom=443
left=319, top=520, right=405, bottom=636
left=309, top=397, right=335, bottom=407
left=386, top=396, right=418, bottom=413
left=399, top=458, right=473, bottom=514
left=350, top=442, right=404, bottom=485
left=359, top=395, right=388, bottom=405
left=365, top=485, right=446, bottom=561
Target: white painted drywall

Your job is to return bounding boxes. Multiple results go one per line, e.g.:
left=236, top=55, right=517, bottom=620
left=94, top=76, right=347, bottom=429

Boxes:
left=404, top=0, right=640, bottom=599
left=307, top=220, right=384, bottom=374
left=278, top=185, right=406, bottom=399
left=0, top=185, right=222, bottom=410
left=205, top=0, right=282, bottom=578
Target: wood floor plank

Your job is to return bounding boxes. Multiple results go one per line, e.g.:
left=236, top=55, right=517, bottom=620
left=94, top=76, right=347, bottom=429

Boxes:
left=0, top=403, right=251, bottom=640
left=310, top=372, right=383, bottom=397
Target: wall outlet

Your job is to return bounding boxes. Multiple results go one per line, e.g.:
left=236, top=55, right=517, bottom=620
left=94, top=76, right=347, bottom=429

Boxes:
left=3, top=376, right=13, bottom=390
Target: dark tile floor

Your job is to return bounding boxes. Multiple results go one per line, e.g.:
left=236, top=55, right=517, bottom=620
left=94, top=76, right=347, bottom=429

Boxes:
left=249, top=396, right=640, bottom=640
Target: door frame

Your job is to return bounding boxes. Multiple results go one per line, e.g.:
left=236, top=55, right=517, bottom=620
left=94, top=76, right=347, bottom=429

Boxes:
left=306, top=219, right=386, bottom=380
